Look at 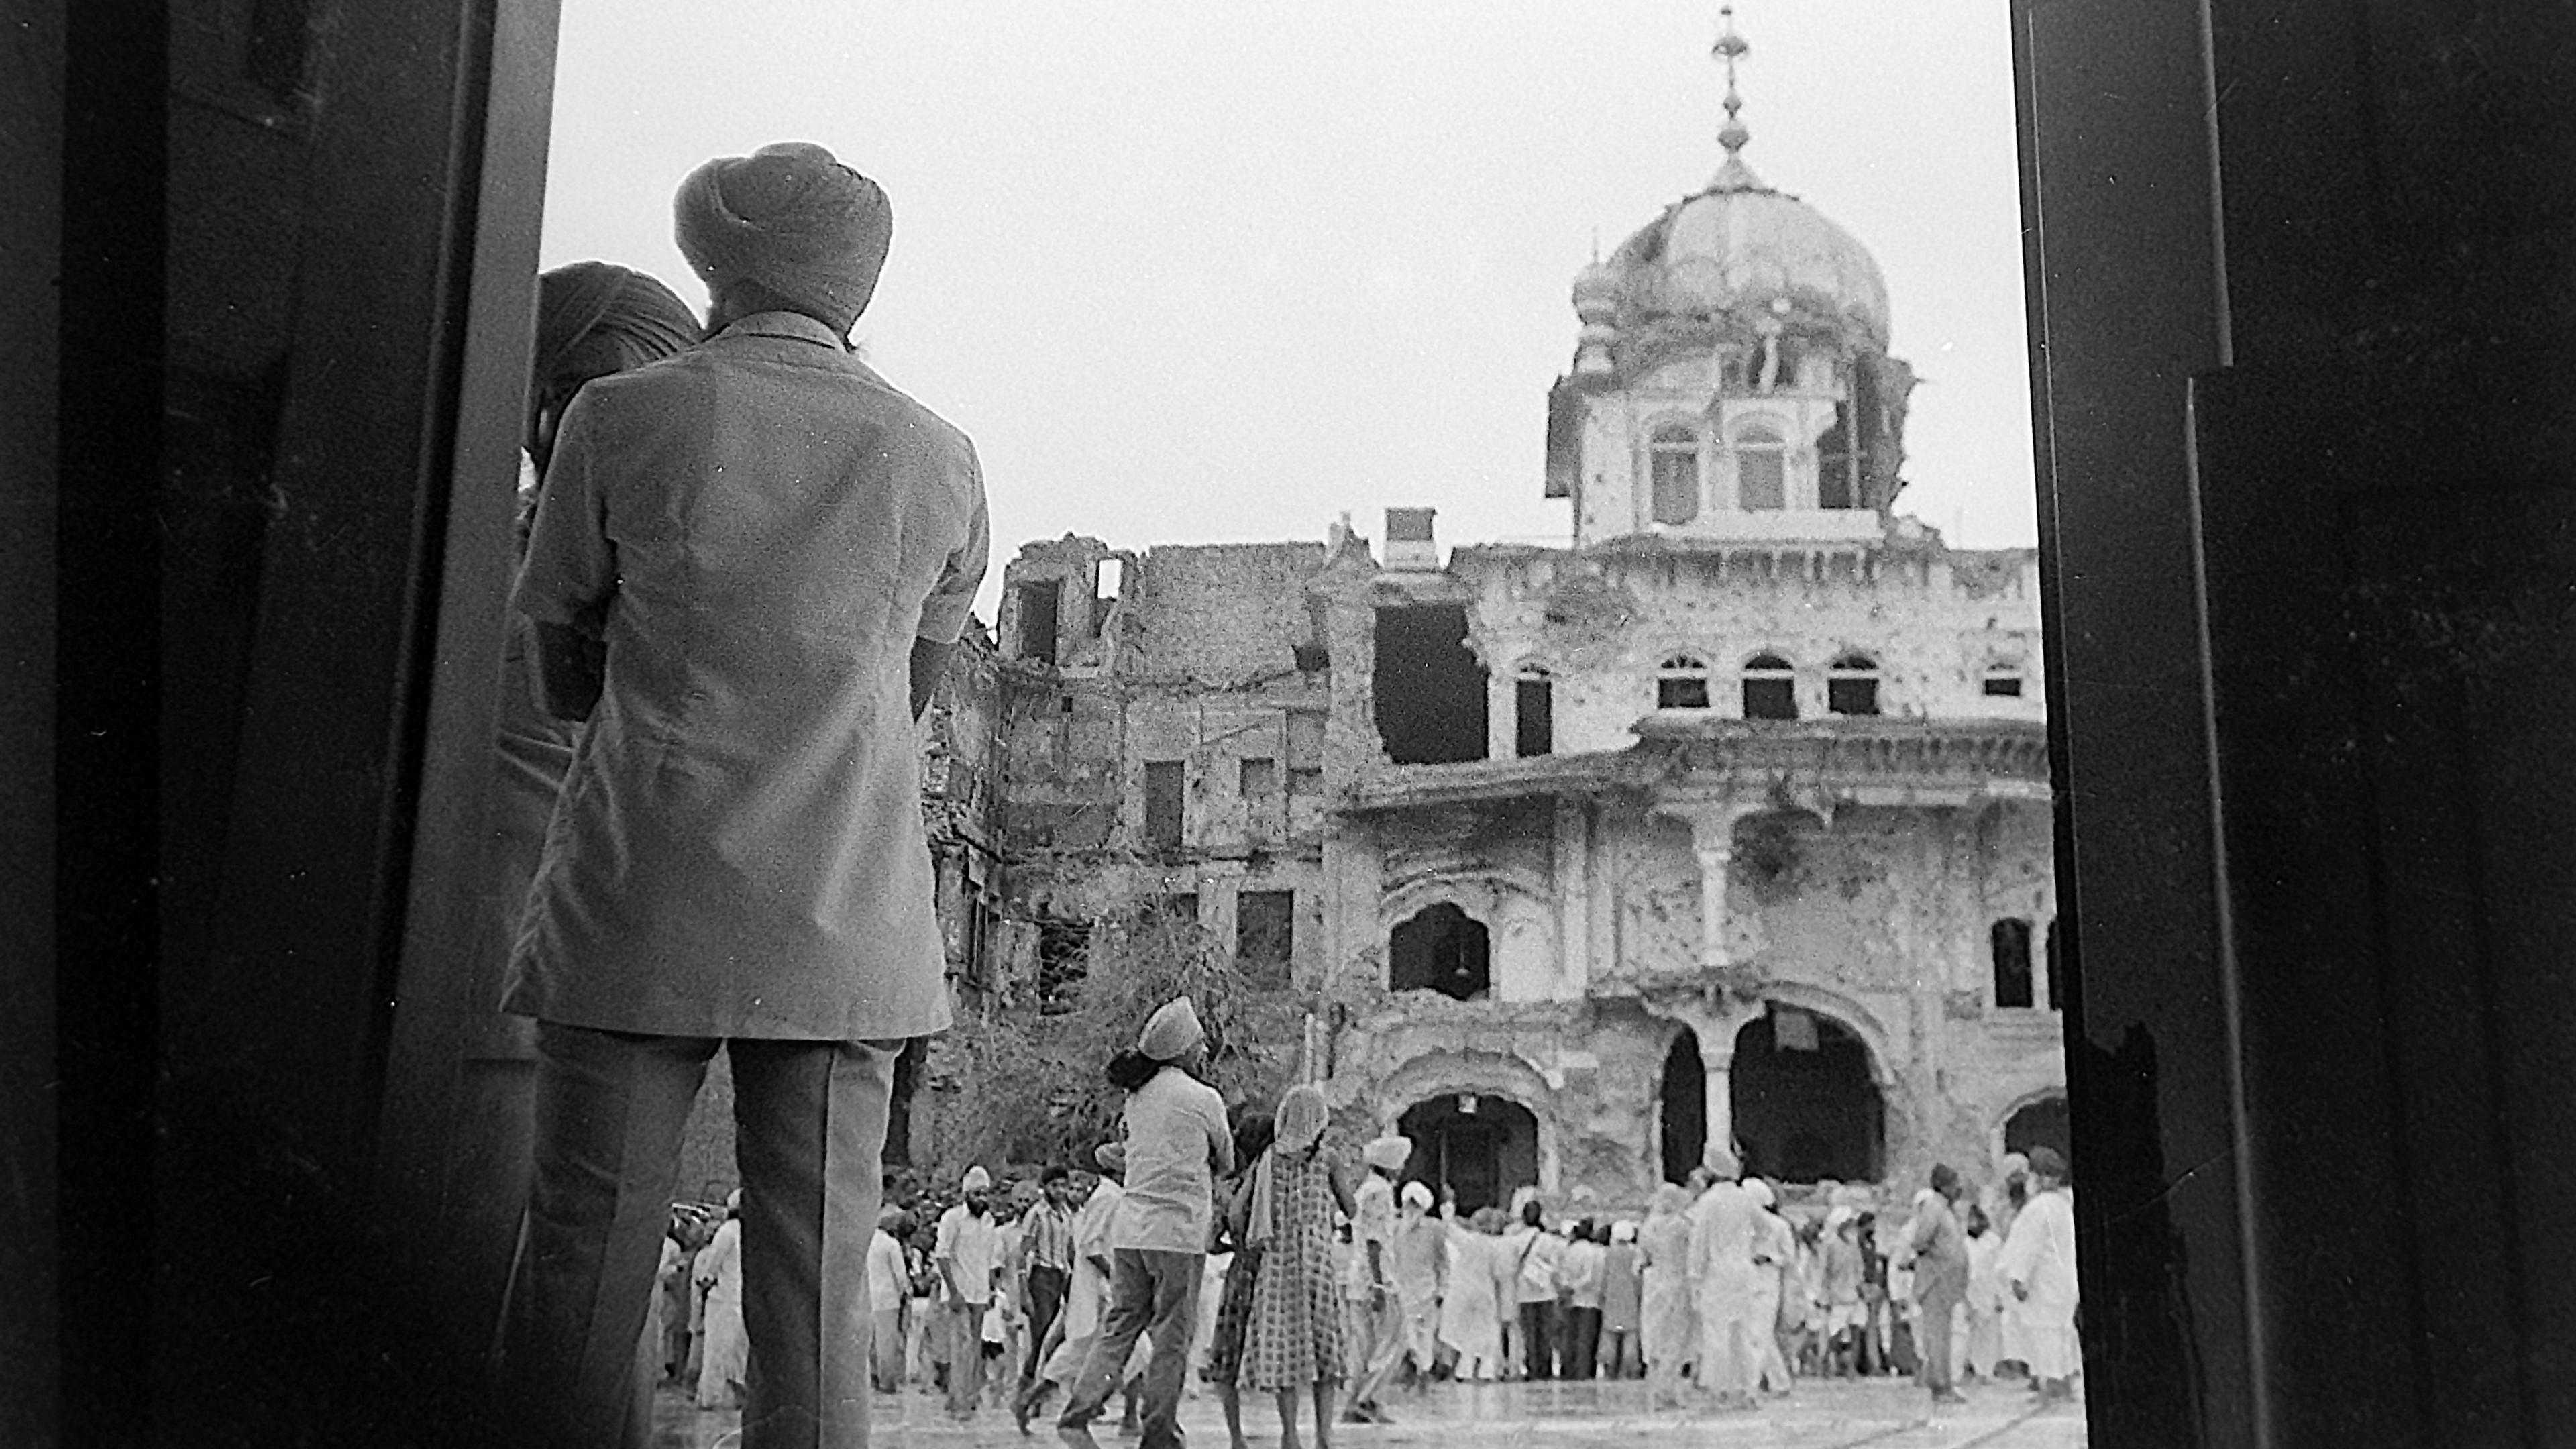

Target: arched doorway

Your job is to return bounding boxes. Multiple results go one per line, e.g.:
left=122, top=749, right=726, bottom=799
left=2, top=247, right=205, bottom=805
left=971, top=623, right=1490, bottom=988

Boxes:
left=2004, top=1094, right=2071, bottom=1165
left=1658, top=1030, right=1706, bottom=1184
left=1730, top=1005, right=1886, bottom=1182
left=1398, top=1094, right=1539, bottom=1214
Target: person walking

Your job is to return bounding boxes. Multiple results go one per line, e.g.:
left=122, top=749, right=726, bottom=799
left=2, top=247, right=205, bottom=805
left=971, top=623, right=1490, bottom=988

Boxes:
left=1339, top=1135, right=1412, bottom=1422
left=496, top=142, right=990, bottom=1449
left=695, top=1193, right=747, bottom=1410
left=1905, top=1165, right=1972, bottom=1407
left=1685, top=1149, right=1762, bottom=1412
left=1961, top=1205, right=2004, bottom=1383
left=1742, top=1181, right=1796, bottom=1395
left=1387, top=1182, right=1446, bottom=1389
left=1022, top=1144, right=1142, bottom=1432
left=1241, top=1085, right=1350, bottom=1449
left=1636, top=1185, right=1697, bottom=1408
left=1018, top=1169, right=1078, bottom=1400
left=1998, top=1147, right=2080, bottom=1404
left=1199, top=1108, right=1275, bottom=1449
left=1057, top=998, right=1234, bottom=1449
left=936, top=1167, right=1005, bottom=1420
left=1432, top=1199, right=1507, bottom=1381
left=1599, top=1220, right=1642, bottom=1379
left=865, top=1209, right=910, bottom=1395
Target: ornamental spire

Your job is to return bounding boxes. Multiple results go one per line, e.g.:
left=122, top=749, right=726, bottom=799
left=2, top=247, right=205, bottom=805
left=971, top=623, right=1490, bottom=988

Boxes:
left=1711, top=5, right=1760, bottom=190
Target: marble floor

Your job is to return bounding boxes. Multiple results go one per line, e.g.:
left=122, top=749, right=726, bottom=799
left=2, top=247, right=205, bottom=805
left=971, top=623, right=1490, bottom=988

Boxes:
left=649, top=1373, right=2087, bottom=1448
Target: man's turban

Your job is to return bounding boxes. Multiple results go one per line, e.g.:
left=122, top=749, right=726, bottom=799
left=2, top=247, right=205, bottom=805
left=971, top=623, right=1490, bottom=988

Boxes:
left=1363, top=1136, right=1413, bottom=1172
left=1094, top=1142, right=1127, bottom=1174
left=1137, top=996, right=1205, bottom=1063
left=533, top=261, right=698, bottom=387
left=961, top=1165, right=991, bottom=1193
left=674, top=142, right=891, bottom=335
left=1702, top=1144, right=1740, bottom=1180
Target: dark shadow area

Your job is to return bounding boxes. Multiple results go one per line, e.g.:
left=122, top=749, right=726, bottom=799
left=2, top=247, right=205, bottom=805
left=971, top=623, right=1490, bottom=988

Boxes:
left=1374, top=604, right=1487, bottom=764
left=1658, top=1029, right=1706, bottom=1183
left=1730, top=1008, right=1884, bottom=1183
left=1399, top=1095, right=1540, bottom=1214
left=1388, top=902, right=1491, bottom=1000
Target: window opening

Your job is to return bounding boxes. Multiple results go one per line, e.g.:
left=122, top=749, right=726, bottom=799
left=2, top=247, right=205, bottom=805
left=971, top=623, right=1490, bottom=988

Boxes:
left=1657, top=653, right=1712, bottom=710
left=1398, top=1095, right=1538, bottom=1215
left=1236, top=889, right=1295, bottom=989
left=1659, top=1030, right=1707, bottom=1184
left=1983, top=666, right=2024, bottom=698
left=1014, top=580, right=1060, bottom=665
left=1515, top=666, right=1554, bottom=757
left=1388, top=902, right=1491, bottom=1000
left=1741, top=653, right=1797, bottom=720
left=1992, top=918, right=2035, bottom=1008
left=1827, top=653, right=1882, bottom=716
left=1650, top=424, right=1701, bottom=524
left=1373, top=605, right=1489, bottom=765
left=1142, top=760, right=1185, bottom=854
left=1735, top=425, right=1786, bottom=511
left=1036, top=921, right=1091, bottom=1015
left=1238, top=757, right=1276, bottom=798
left=1817, top=405, right=1858, bottom=509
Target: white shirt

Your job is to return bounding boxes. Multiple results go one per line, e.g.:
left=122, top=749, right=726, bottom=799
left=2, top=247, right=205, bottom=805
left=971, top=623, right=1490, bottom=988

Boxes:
left=936, top=1203, right=1005, bottom=1306
left=694, top=1219, right=743, bottom=1307
left=1111, top=1067, right=1234, bottom=1253
left=1997, top=1187, right=2078, bottom=1311
left=865, top=1228, right=908, bottom=1311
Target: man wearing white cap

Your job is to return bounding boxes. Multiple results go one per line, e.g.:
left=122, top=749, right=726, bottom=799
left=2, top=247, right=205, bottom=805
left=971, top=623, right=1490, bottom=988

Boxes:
left=1340, top=1134, right=1413, bottom=1420
left=936, top=1167, right=1005, bottom=1419
left=500, top=141, right=989, bottom=1449
left=1389, top=1180, right=1446, bottom=1390
left=1685, top=1147, right=1762, bottom=1411
left=1060, top=998, right=1233, bottom=1449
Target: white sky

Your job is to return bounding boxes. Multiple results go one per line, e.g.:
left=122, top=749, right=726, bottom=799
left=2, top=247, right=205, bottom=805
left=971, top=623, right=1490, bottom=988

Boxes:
left=539, top=2, right=2037, bottom=619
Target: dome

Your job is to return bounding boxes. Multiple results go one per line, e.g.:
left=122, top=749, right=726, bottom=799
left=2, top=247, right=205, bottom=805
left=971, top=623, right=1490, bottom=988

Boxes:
left=1605, top=159, right=1891, bottom=350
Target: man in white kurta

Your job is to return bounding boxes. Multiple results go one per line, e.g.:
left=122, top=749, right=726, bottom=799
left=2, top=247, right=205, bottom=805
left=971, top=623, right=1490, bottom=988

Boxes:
left=1684, top=1148, right=1763, bottom=1411
left=1996, top=1147, right=2080, bottom=1402
left=496, top=140, right=990, bottom=1449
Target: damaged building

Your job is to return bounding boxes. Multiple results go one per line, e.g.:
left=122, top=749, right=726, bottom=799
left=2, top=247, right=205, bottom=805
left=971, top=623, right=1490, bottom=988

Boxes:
left=934, top=72, right=2063, bottom=1212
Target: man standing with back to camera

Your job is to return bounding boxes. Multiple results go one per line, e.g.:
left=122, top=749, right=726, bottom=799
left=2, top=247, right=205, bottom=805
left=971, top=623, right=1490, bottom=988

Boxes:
left=496, top=140, right=990, bottom=1449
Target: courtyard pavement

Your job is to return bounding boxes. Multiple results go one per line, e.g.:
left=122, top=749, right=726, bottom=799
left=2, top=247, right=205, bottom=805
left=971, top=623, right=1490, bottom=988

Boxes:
left=648, top=1374, right=2088, bottom=1448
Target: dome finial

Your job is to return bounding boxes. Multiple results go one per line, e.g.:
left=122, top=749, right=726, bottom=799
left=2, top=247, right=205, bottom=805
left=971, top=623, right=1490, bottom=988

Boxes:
left=1712, top=5, right=1756, bottom=186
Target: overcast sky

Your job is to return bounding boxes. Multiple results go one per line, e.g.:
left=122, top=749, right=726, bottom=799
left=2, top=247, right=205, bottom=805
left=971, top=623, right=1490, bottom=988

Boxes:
left=540, top=2, right=2036, bottom=618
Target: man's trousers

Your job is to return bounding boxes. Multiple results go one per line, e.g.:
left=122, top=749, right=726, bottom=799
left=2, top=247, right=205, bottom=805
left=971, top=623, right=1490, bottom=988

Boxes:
left=1021, top=1264, right=1069, bottom=1384
left=1059, top=1248, right=1202, bottom=1449
left=496, top=1023, right=899, bottom=1449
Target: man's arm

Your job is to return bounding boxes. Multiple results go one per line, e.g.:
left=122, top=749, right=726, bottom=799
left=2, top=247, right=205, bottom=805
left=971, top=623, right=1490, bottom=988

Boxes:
left=514, top=395, right=618, bottom=719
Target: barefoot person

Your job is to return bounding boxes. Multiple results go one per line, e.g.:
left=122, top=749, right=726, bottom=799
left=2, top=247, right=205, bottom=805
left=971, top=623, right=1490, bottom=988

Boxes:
left=1057, top=998, right=1234, bottom=1449
left=1242, top=1085, right=1353, bottom=1449
left=495, top=140, right=989, bottom=1449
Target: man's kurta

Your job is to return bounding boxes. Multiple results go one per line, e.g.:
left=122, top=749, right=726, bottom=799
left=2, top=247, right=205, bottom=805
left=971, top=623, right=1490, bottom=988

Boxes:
left=508, top=310, right=989, bottom=1040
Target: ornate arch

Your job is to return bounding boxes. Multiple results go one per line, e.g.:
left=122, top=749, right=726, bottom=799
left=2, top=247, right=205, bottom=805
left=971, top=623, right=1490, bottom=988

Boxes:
left=1369, top=1047, right=1562, bottom=1191
left=1730, top=981, right=1900, bottom=1086
left=1378, top=869, right=1551, bottom=934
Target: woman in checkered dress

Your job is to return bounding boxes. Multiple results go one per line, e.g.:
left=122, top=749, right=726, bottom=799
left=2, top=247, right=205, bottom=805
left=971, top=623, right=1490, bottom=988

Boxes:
left=1242, top=1084, right=1354, bottom=1446
left=1204, top=1106, right=1275, bottom=1449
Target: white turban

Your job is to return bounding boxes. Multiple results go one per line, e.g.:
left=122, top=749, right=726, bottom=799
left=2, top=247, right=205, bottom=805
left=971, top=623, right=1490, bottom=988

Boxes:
left=1611, top=1220, right=1638, bottom=1242
left=961, top=1165, right=991, bottom=1193
left=673, top=141, right=891, bottom=334
left=724, top=1188, right=742, bottom=1212
left=1399, top=1181, right=1434, bottom=1210
left=1744, top=1179, right=1775, bottom=1208
left=1702, top=1144, right=1739, bottom=1179
left=1137, top=996, right=1205, bottom=1061
left=1363, top=1136, right=1413, bottom=1172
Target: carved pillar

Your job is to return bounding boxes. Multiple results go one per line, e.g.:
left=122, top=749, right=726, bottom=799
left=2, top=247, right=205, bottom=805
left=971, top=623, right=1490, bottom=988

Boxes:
left=1654, top=795, right=1770, bottom=970
left=1705, top=1056, right=1733, bottom=1161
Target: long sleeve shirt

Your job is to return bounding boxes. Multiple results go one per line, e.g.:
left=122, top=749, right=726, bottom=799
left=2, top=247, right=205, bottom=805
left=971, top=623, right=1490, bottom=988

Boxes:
left=1112, top=1067, right=1234, bottom=1254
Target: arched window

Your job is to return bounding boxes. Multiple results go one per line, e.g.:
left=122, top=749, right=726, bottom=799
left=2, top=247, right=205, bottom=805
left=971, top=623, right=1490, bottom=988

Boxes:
left=1389, top=903, right=1491, bottom=1001
left=1827, top=653, right=1881, bottom=716
left=1992, top=918, right=2035, bottom=1008
left=1649, top=425, right=1700, bottom=524
left=1734, top=424, right=1786, bottom=511
left=1657, top=652, right=1712, bottom=710
left=1514, top=663, right=1554, bottom=758
left=1982, top=663, right=2025, bottom=698
left=1741, top=652, right=1796, bottom=720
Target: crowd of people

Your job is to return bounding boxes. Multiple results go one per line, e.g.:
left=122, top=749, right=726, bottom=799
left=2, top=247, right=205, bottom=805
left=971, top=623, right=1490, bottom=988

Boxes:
left=634, top=996, right=2079, bottom=1447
